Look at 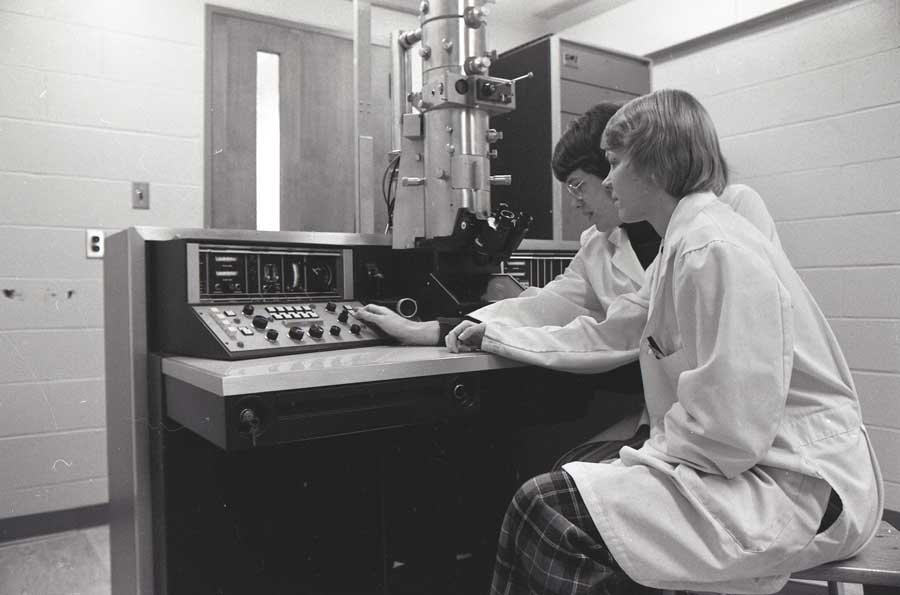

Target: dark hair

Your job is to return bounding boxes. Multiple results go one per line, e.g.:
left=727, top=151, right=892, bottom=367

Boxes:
left=602, top=89, right=728, bottom=197
left=551, top=102, right=622, bottom=182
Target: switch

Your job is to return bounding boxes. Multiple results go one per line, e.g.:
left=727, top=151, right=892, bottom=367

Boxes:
left=132, top=182, right=150, bottom=209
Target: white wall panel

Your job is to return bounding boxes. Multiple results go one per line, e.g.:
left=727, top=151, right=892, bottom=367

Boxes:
left=653, top=0, right=900, bottom=98
left=855, top=372, right=900, bottom=427
left=745, top=157, right=900, bottom=221
left=0, top=228, right=102, bottom=278
left=0, top=174, right=203, bottom=229
left=0, top=119, right=201, bottom=185
left=0, top=11, right=102, bottom=75
left=101, top=31, right=202, bottom=93
left=707, top=47, right=900, bottom=137
left=885, top=481, right=900, bottom=513
left=0, top=330, right=104, bottom=383
left=0, top=278, right=102, bottom=329
left=44, top=71, right=202, bottom=138
left=0, top=429, right=106, bottom=491
left=723, top=104, right=900, bottom=179
left=0, top=477, right=108, bottom=521
left=0, top=379, right=106, bottom=436
left=830, top=319, right=900, bottom=373
left=0, top=383, right=58, bottom=437
left=0, top=64, right=49, bottom=120
left=843, top=267, right=900, bottom=318
left=796, top=269, right=843, bottom=317
left=778, top=213, right=900, bottom=268
left=797, top=267, right=900, bottom=319
left=868, top=427, right=900, bottom=484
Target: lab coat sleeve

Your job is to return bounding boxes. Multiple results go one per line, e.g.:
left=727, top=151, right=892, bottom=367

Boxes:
left=479, top=285, right=649, bottom=374
left=663, top=240, right=794, bottom=478
left=471, top=242, right=606, bottom=327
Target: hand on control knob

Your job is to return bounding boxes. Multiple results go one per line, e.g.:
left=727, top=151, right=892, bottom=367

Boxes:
left=351, top=303, right=438, bottom=345
left=445, top=320, right=485, bottom=353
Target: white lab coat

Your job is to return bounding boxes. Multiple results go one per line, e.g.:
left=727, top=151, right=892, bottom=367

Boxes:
left=470, top=224, right=645, bottom=327
left=481, top=192, right=883, bottom=593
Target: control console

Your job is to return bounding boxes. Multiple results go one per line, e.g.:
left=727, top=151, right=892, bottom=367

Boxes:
left=149, top=238, right=389, bottom=360
left=194, top=300, right=379, bottom=357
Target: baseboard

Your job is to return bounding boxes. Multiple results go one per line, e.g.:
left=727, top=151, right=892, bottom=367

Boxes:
left=0, top=504, right=108, bottom=545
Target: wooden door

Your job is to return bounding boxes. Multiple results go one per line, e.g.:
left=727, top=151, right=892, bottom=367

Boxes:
left=207, top=10, right=359, bottom=232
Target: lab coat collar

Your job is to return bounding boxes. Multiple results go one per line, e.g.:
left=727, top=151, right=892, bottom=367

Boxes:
left=609, top=226, right=646, bottom=285
left=661, top=192, right=719, bottom=254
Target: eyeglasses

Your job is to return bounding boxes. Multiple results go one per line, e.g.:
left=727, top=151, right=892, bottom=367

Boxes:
left=565, top=177, right=585, bottom=200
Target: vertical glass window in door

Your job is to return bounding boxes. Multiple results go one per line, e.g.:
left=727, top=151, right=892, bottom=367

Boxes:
left=256, top=51, right=280, bottom=231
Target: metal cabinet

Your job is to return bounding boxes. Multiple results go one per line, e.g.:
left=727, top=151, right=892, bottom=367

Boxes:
left=490, top=35, right=650, bottom=242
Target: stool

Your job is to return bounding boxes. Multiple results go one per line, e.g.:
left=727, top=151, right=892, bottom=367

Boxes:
left=790, top=520, right=900, bottom=594
left=662, top=520, right=900, bottom=595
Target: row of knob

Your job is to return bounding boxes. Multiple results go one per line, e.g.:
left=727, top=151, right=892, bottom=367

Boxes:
left=260, top=322, right=362, bottom=342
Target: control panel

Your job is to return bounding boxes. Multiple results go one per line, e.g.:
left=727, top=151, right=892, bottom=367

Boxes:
left=150, top=239, right=391, bottom=360
left=195, top=300, right=380, bottom=357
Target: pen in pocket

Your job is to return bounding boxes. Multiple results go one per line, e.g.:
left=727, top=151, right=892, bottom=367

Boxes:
left=646, top=335, right=664, bottom=359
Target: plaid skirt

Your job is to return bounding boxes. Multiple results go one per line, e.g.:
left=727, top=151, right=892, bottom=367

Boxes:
left=490, top=470, right=658, bottom=595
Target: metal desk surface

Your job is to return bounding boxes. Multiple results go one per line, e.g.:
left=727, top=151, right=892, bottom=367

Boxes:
left=161, top=345, right=525, bottom=397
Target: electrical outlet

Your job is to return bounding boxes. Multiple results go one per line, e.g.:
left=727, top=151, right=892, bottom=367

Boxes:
left=86, top=229, right=105, bottom=259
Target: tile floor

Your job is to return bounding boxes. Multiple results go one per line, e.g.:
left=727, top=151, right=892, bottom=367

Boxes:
left=0, top=525, right=110, bottom=594
left=0, top=526, right=832, bottom=595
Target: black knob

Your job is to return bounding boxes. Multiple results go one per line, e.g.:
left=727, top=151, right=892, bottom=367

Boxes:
left=308, top=324, right=324, bottom=338
left=266, top=328, right=279, bottom=341
left=242, top=304, right=255, bottom=316
left=252, top=315, right=268, bottom=330
left=337, top=310, right=349, bottom=323
left=325, top=301, right=337, bottom=312
left=288, top=326, right=305, bottom=341
left=350, top=323, right=362, bottom=335
left=329, top=325, right=341, bottom=336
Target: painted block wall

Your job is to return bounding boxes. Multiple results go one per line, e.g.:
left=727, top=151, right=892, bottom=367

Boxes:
left=0, top=0, right=541, bottom=521
left=650, top=0, right=900, bottom=510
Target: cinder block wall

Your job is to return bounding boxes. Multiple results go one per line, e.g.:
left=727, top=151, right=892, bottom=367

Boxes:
left=653, top=0, right=900, bottom=510
left=0, top=0, right=542, bottom=522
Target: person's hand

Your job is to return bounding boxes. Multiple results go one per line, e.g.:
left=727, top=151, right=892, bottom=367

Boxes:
left=445, top=320, right=486, bottom=353
left=351, top=303, right=439, bottom=345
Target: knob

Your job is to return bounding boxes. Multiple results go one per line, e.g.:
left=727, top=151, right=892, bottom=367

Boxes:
left=350, top=323, right=362, bottom=335
left=329, top=325, right=341, bottom=336
left=252, top=315, right=269, bottom=330
left=309, top=324, right=324, bottom=338
left=325, top=302, right=337, bottom=312
left=288, top=326, right=305, bottom=341
left=242, top=304, right=255, bottom=316
left=337, top=310, right=349, bottom=323
left=266, top=328, right=279, bottom=341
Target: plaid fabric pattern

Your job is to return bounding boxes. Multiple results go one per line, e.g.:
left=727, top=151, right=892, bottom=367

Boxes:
left=552, top=425, right=651, bottom=470
left=490, top=470, right=657, bottom=595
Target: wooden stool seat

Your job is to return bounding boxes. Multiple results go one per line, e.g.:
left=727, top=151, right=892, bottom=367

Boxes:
left=790, top=519, right=900, bottom=594
left=662, top=520, right=900, bottom=595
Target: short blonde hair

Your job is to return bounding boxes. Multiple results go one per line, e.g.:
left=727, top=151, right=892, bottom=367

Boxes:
left=602, top=89, right=728, bottom=197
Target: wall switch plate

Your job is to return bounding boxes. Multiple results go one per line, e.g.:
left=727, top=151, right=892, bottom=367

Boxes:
left=132, top=181, right=150, bottom=209
left=86, top=229, right=105, bottom=258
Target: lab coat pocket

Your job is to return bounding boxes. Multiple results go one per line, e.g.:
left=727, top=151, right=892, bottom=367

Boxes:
left=640, top=345, right=689, bottom=423
left=676, top=463, right=804, bottom=554
left=658, top=347, right=690, bottom=387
